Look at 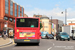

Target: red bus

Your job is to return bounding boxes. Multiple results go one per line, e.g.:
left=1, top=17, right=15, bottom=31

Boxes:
left=14, top=17, right=41, bottom=45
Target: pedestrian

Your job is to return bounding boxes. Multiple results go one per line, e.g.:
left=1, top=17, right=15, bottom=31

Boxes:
left=2, top=29, right=7, bottom=40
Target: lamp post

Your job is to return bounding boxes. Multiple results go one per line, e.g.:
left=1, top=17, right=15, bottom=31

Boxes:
left=65, top=9, right=67, bottom=25
left=61, top=9, right=67, bottom=25
left=51, top=16, right=52, bottom=34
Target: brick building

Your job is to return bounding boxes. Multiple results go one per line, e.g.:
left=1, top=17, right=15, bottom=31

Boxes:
left=0, top=0, right=24, bottom=32
left=24, top=14, right=28, bottom=17
left=50, top=19, right=63, bottom=32
left=33, top=14, right=42, bottom=18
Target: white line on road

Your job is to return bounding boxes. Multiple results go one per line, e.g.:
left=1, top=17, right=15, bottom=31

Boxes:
left=50, top=41, right=55, bottom=46
left=47, top=47, right=52, bottom=50
left=53, top=43, right=55, bottom=46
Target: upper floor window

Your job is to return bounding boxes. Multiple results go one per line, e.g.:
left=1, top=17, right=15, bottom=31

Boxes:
left=36, top=16, right=39, bottom=17
left=15, top=4, right=17, bottom=17
left=22, top=7, right=23, bottom=17
left=5, top=0, right=8, bottom=14
left=4, top=17, right=8, bottom=20
left=9, top=18, right=12, bottom=22
left=18, top=6, right=20, bottom=17
left=10, top=0, right=13, bottom=15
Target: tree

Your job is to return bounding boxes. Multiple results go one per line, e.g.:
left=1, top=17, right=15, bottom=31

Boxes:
left=40, top=23, right=43, bottom=29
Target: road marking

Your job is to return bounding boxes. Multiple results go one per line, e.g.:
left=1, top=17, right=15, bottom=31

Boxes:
left=47, top=47, right=52, bottom=50
left=50, top=41, right=55, bottom=46
left=53, top=43, right=55, bottom=46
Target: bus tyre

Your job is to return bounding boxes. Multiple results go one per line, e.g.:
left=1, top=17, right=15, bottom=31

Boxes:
left=36, top=43, right=39, bottom=46
left=17, top=43, right=20, bottom=46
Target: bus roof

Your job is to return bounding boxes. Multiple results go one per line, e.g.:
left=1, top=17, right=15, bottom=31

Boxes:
left=15, top=17, right=40, bottom=19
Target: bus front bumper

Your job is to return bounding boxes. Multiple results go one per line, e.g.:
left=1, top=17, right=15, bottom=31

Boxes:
left=14, top=39, right=40, bottom=43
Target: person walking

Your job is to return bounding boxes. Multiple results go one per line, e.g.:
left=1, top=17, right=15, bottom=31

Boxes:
left=2, top=29, right=7, bottom=40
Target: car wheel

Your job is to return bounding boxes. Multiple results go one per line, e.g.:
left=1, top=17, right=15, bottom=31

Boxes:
left=53, top=38, right=54, bottom=39
left=60, top=38, right=62, bottom=41
left=63, top=39, right=65, bottom=41
left=56, top=38, right=58, bottom=40
left=68, top=39, right=70, bottom=41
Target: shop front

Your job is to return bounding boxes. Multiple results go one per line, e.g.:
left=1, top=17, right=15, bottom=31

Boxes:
left=3, top=27, right=14, bottom=38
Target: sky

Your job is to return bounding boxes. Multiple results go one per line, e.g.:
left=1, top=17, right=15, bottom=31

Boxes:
left=13, top=0, right=75, bottom=23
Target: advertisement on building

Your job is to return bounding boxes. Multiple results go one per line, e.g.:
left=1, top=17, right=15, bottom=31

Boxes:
left=9, top=30, right=13, bottom=37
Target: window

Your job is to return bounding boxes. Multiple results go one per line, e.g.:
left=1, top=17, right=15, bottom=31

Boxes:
left=36, top=16, right=39, bottom=17
left=5, top=0, right=8, bottom=14
left=16, top=18, right=38, bottom=27
left=0, top=23, right=1, bottom=30
left=10, top=0, right=13, bottom=15
left=9, top=18, right=12, bottom=22
left=4, top=17, right=8, bottom=20
left=14, top=19, right=15, bottom=23
left=15, top=4, right=17, bottom=17
left=22, top=7, right=23, bottom=17
left=18, top=6, right=20, bottom=17
left=44, top=26, right=48, bottom=28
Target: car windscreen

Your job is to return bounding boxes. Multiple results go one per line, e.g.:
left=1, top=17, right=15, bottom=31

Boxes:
left=49, top=34, right=53, bottom=36
left=16, top=18, right=38, bottom=27
left=61, top=33, right=67, bottom=35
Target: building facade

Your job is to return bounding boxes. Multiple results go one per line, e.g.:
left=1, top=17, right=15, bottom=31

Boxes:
left=67, top=19, right=75, bottom=29
left=40, top=16, right=50, bottom=33
left=33, top=14, right=42, bottom=18
left=0, top=0, right=24, bottom=31
left=67, top=19, right=75, bottom=25
left=24, top=14, right=28, bottom=17
left=33, top=15, right=51, bottom=33
left=50, top=19, right=63, bottom=32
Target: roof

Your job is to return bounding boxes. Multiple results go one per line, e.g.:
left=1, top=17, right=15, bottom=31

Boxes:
left=40, top=17, right=49, bottom=19
left=16, top=17, right=40, bottom=19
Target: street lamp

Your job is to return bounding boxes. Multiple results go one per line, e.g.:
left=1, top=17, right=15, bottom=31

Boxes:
left=51, top=16, right=52, bottom=34
left=61, top=9, right=67, bottom=25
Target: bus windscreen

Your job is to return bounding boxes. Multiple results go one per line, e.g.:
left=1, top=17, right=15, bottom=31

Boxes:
left=16, top=18, right=38, bottom=27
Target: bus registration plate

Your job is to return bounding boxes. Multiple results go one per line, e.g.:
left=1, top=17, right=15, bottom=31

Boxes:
left=24, top=40, right=30, bottom=41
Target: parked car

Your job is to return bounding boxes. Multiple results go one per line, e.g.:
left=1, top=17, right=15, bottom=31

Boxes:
left=41, top=31, right=49, bottom=39
left=56, top=32, right=70, bottom=41
left=46, top=34, right=54, bottom=39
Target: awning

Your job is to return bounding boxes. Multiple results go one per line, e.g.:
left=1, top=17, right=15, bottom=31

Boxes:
left=3, top=27, right=14, bottom=30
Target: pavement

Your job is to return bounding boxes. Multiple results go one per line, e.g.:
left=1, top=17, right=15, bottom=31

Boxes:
left=0, top=38, right=13, bottom=47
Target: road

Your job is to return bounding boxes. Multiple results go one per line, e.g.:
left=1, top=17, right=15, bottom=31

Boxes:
left=0, top=39, right=75, bottom=50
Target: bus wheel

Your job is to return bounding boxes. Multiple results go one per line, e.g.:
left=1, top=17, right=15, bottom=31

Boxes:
left=36, top=43, right=39, bottom=46
left=17, top=43, right=20, bottom=46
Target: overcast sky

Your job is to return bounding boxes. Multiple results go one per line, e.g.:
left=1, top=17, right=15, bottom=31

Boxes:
left=13, top=0, right=75, bottom=23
